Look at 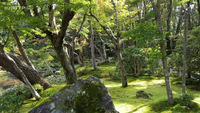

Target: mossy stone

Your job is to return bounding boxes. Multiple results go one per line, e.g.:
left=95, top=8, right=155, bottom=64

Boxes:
left=74, top=81, right=105, bottom=113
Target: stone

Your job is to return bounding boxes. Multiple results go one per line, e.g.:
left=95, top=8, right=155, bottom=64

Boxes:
left=29, top=76, right=118, bottom=113
left=136, top=90, right=153, bottom=99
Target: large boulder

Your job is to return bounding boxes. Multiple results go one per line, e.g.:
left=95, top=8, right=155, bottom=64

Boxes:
left=29, top=76, right=118, bottom=113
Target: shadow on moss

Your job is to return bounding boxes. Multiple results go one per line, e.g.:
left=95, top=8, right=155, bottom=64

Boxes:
left=150, top=98, right=199, bottom=113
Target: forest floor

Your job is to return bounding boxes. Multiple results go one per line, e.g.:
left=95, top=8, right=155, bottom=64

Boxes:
left=0, top=71, right=21, bottom=95
left=77, top=63, right=200, bottom=113
left=0, top=63, right=200, bottom=113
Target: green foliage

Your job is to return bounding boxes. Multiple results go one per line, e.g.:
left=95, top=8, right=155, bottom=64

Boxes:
left=122, top=46, right=146, bottom=74
left=108, top=71, right=120, bottom=80
left=122, top=22, right=159, bottom=47
left=0, top=85, right=31, bottom=113
left=92, top=71, right=102, bottom=78
left=179, top=93, right=194, bottom=108
left=169, top=26, right=200, bottom=76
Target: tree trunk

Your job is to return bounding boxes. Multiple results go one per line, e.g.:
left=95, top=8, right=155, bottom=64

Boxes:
left=116, top=45, right=127, bottom=87
left=161, top=43, right=174, bottom=104
left=12, top=30, right=36, bottom=70
left=143, top=0, right=147, bottom=21
left=94, top=45, right=104, bottom=59
left=18, top=0, right=77, bottom=84
left=0, top=51, right=51, bottom=90
left=112, top=0, right=127, bottom=87
left=182, top=2, right=189, bottom=94
left=197, top=0, right=200, bottom=25
left=151, top=0, right=174, bottom=104
left=70, top=37, right=77, bottom=78
left=137, top=60, right=141, bottom=76
left=99, top=35, right=107, bottom=60
left=1, top=51, right=40, bottom=99
left=54, top=43, right=77, bottom=84
left=74, top=52, right=83, bottom=66
left=166, top=0, right=172, bottom=55
left=90, top=21, right=98, bottom=70
left=176, top=6, right=184, bottom=35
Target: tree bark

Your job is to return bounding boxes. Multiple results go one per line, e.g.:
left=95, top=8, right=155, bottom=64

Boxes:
left=111, top=0, right=127, bottom=87
left=91, top=0, right=127, bottom=87
left=150, top=0, right=174, bottom=104
left=176, top=6, right=184, bottom=35
left=12, top=30, right=36, bottom=70
left=18, top=0, right=77, bottom=84
left=0, top=51, right=51, bottom=90
left=74, top=52, right=83, bottom=66
left=166, top=0, right=172, bottom=55
left=94, top=45, right=104, bottom=59
left=182, top=2, right=189, bottom=94
left=99, top=35, right=107, bottom=60
left=143, top=0, right=147, bottom=21
left=0, top=51, right=40, bottom=99
left=197, top=0, right=200, bottom=25
left=89, top=21, right=98, bottom=70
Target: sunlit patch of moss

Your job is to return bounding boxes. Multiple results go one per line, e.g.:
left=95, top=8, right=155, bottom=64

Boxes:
left=77, top=63, right=116, bottom=80
left=18, top=83, right=66, bottom=113
left=98, top=69, right=199, bottom=113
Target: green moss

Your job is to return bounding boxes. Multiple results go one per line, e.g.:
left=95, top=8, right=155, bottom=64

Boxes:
left=74, top=81, right=105, bottom=113
left=18, top=84, right=66, bottom=113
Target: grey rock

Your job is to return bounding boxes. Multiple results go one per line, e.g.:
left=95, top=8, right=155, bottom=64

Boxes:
left=29, top=76, right=118, bottom=113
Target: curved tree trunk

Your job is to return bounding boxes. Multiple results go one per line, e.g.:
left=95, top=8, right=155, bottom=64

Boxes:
left=0, top=51, right=40, bottom=99
left=0, top=51, right=51, bottom=90
left=12, top=30, right=36, bottom=71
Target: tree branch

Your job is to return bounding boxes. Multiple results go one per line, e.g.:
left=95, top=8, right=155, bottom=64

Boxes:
left=18, top=0, right=32, bottom=16
left=77, top=14, right=86, bottom=34
left=89, top=13, right=117, bottom=44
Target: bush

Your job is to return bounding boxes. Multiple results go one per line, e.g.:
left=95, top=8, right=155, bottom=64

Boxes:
left=0, top=85, right=31, bottom=113
left=178, top=93, right=194, bottom=109
left=46, top=74, right=66, bottom=84
left=109, top=71, right=120, bottom=80
left=92, top=71, right=102, bottom=78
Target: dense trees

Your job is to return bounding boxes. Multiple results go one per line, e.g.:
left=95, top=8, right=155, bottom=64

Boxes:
left=0, top=0, right=200, bottom=106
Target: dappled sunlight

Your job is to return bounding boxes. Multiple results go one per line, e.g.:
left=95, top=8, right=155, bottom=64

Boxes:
left=115, top=103, right=135, bottom=113
left=129, top=81, right=147, bottom=86
left=134, top=86, right=147, bottom=90
left=172, top=91, right=178, bottom=95
left=133, top=105, right=151, bottom=113
left=149, top=80, right=165, bottom=85
left=193, top=97, right=200, bottom=104
left=105, top=84, right=121, bottom=88
left=161, top=110, right=172, bottom=113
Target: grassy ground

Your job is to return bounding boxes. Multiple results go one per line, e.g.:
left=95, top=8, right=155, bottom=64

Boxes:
left=1, top=63, right=200, bottom=113
left=77, top=63, right=200, bottom=113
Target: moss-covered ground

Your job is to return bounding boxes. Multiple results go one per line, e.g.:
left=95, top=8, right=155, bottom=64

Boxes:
left=1, top=63, right=200, bottom=113
left=76, top=63, right=200, bottom=113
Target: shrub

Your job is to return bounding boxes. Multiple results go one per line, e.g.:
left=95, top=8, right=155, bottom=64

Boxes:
left=178, top=93, right=194, bottom=109
left=92, top=71, right=102, bottom=78
left=109, top=71, right=120, bottom=80
left=0, top=85, right=31, bottom=113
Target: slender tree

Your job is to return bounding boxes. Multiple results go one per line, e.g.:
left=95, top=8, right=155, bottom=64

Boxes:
left=89, top=20, right=98, bottom=70
left=150, top=0, right=174, bottom=104
left=182, top=2, right=189, bottom=94
left=12, top=30, right=36, bottom=71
